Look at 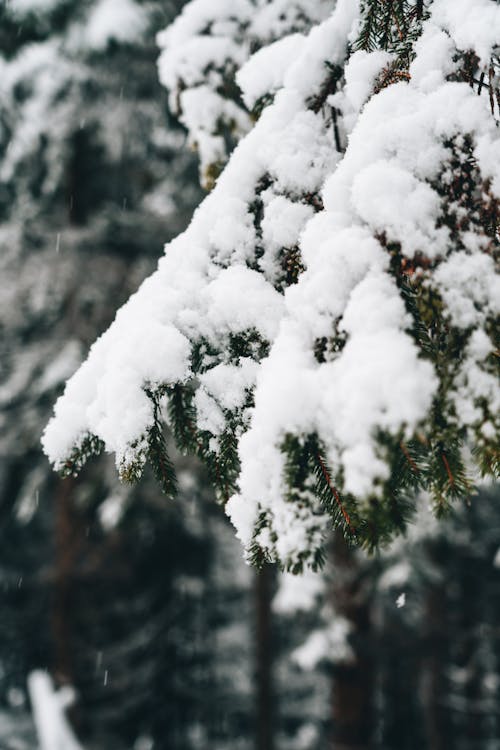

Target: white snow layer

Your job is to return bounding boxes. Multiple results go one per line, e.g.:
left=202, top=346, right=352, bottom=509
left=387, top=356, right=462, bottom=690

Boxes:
left=292, top=617, right=354, bottom=669
left=7, top=0, right=60, bottom=13
left=156, top=0, right=332, bottom=183
left=237, top=34, right=307, bottom=109
left=43, top=0, right=500, bottom=567
left=28, top=671, right=83, bottom=750
left=84, top=0, right=147, bottom=50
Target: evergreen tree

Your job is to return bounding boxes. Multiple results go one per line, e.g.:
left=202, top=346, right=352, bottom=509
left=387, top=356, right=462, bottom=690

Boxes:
left=42, top=0, right=499, bottom=571
left=1, top=4, right=332, bottom=749
left=0, top=2, right=258, bottom=748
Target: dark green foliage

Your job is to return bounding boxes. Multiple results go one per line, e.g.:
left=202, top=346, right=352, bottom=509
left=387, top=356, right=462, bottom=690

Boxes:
left=247, top=511, right=274, bottom=569
left=356, top=0, right=429, bottom=63
left=228, top=329, right=270, bottom=363
left=203, top=428, right=240, bottom=504
left=279, top=433, right=418, bottom=556
left=60, top=434, right=105, bottom=478
left=167, top=384, right=241, bottom=504
left=277, top=435, right=358, bottom=568
left=309, top=443, right=359, bottom=543
left=251, top=92, right=275, bottom=121
left=167, top=384, right=200, bottom=455
left=145, top=390, right=178, bottom=498
left=427, top=438, right=472, bottom=514
left=369, top=126, right=500, bottom=531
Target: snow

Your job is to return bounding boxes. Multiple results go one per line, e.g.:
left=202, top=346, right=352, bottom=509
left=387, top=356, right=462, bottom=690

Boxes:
left=161, top=36, right=246, bottom=91
left=7, top=0, right=60, bottom=12
left=292, top=630, right=329, bottom=671
left=493, top=549, right=500, bottom=569
left=205, top=266, right=284, bottom=340
left=156, top=0, right=253, bottom=184
left=351, top=160, right=446, bottom=258
left=156, top=0, right=344, bottom=186
left=378, top=562, right=411, bottom=591
left=261, top=102, right=338, bottom=195
left=98, top=492, right=128, bottom=531
left=198, top=359, right=258, bottom=412
left=0, top=42, right=77, bottom=187
left=261, top=197, right=314, bottom=253
left=273, top=569, right=325, bottom=614
left=328, top=49, right=394, bottom=137
left=431, top=0, right=500, bottom=66
left=409, top=25, right=457, bottom=93
left=156, top=0, right=253, bottom=52
left=237, top=34, right=307, bottom=109
left=28, top=671, right=83, bottom=750
left=434, top=252, right=500, bottom=329
left=292, top=617, right=354, bottom=670
left=84, top=0, right=147, bottom=50
left=284, top=0, right=359, bottom=99
left=248, top=0, right=331, bottom=43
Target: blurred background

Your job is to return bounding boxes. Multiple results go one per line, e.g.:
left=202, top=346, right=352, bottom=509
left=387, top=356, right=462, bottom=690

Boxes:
left=1, top=1, right=500, bottom=749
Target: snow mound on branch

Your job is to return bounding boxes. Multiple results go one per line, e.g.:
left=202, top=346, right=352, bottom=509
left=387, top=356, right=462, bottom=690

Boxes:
left=431, top=0, right=500, bottom=66
left=237, top=34, right=307, bottom=109
left=44, top=1, right=357, bottom=469
left=85, top=0, right=147, bottom=50
left=156, top=0, right=333, bottom=185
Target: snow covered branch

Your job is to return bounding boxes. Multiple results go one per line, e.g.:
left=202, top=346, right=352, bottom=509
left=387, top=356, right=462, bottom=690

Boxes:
left=42, top=0, right=500, bottom=570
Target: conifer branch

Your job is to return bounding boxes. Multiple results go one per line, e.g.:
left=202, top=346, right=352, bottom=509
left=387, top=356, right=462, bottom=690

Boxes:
left=315, top=453, right=356, bottom=537
left=400, top=441, right=420, bottom=476
left=441, top=452, right=455, bottom=489
left=145, top=389, right=178, bottom=498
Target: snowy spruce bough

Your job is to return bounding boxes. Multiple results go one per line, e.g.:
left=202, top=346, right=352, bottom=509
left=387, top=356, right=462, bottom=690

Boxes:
left=43, top=0, right=500, bottom=572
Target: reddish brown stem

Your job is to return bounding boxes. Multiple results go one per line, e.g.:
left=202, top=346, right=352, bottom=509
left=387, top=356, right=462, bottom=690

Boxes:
left=392, top=11, right=404, bottom=42
left=316, top=453, right=356, bottom=535
left=400, top=441, right=420, bottom=475
left=441, top=453, right=455, bottom=488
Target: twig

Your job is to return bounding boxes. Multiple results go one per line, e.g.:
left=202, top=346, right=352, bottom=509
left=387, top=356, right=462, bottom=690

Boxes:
left=441, top=452, right=455, bottom=487
left=316, top=453, right=356, bottom=535
left=400, top=441, right=420, bottom=475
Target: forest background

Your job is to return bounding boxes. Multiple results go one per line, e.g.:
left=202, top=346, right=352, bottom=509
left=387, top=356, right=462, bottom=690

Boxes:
left=1, top=1, right=500, bottom=749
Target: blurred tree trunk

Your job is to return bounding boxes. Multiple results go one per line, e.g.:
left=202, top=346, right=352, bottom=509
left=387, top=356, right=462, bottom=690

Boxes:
left=255, top=564, right=274, bottom=750
left=51, top=476, right=83, bottom=732
left=420, top=580, right=450, bottom=750
left=453, top=552, right=482, bottom=750
left=330, top=532, right=373, bottom=750
left=52, top=477, right=77, bottom=686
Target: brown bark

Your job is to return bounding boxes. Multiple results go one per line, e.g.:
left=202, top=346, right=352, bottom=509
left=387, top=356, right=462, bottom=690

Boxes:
left=52, top=477, right=78, bottom=686
left=419, top=582, right=451, bottom=750
left=330, top=532, right=374, bottom=750
left=255, top=563, right=274, bottom=750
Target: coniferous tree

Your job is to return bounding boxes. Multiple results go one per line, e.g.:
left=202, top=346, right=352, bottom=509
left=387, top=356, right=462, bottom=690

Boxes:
left=0, top=2, right=258, bottom=748
left=42, top=0, right=499, bottom=571
left=41, top=0, right=499, bottom=574
left=1, top=4, right=335, bottom=749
